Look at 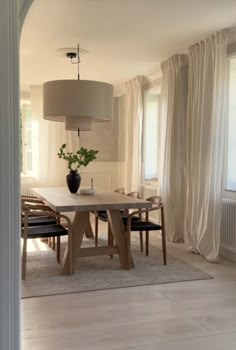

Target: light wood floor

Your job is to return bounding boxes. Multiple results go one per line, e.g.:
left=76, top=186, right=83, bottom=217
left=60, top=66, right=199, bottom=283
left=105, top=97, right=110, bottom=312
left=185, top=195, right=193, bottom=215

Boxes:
left=22, top=222, right=236, bottom=350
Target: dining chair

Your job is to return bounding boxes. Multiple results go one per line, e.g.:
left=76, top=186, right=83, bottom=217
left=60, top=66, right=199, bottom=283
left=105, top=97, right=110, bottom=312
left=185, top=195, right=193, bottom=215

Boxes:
left=21, top=195, right=57, bottom=226
left=21, top=202, right=72, bottom=279
left=21, top=195, right=44, bottom=204
left=126, top=196, right=167, bottom=267
left=21, top=195, right=58, bottom=249
left=94, top=187, right=125, bottom=247
left=110, top=191, right=142, bottom=251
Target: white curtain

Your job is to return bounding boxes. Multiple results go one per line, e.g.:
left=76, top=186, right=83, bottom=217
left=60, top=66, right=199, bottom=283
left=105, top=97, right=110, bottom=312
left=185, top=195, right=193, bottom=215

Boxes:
left=124, top=76, right=143, bottom=193
left=159, top=54, right=188, bottom=242
left=31, top=85, right=79, bottom=187
left=184, top=31, right=228, bottom=261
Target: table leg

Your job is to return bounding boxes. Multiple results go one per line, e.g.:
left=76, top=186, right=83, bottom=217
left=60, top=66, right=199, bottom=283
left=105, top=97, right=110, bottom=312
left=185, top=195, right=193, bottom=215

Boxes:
left=85, top=217, right=94, bottom=238
left=61, top=211, right=90, bottom=274
left=107, top=210, right=134, bottom=270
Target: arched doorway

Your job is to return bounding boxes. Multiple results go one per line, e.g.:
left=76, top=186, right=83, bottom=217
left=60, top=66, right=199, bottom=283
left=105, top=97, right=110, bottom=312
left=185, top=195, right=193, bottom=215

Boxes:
left=0, top=1, right=34, bottom=349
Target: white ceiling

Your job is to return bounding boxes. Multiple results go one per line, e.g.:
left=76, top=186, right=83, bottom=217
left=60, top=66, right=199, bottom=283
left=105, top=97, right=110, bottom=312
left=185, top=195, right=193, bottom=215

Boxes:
left=20, top=0, right=236, bottom=94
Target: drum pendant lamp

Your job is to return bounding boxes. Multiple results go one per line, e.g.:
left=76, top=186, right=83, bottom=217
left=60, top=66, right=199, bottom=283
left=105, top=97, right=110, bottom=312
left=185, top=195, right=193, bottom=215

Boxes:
left=43, top=45, right=114, bottom=134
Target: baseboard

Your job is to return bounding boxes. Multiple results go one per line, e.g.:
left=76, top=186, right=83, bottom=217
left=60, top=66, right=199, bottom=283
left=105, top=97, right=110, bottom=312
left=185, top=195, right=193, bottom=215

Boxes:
left=220, top=244, right=236, bottom=263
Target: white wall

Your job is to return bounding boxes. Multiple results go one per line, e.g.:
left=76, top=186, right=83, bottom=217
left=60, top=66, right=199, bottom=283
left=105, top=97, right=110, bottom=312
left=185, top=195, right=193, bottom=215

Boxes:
left=78, top=95, right=127, bottom=191
left=79, top=98, right=120, bottom=162
left=80, top=162, right=125, bottom=191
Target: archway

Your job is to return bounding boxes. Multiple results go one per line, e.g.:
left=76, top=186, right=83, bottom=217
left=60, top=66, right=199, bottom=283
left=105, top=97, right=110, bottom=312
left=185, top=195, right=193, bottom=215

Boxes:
left=0, top=1, right=34, bottom=349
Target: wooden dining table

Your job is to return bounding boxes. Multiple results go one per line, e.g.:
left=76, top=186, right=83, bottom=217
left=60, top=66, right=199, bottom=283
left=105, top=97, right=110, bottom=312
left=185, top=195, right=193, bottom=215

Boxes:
left=32, top=187, right=152, bottom=275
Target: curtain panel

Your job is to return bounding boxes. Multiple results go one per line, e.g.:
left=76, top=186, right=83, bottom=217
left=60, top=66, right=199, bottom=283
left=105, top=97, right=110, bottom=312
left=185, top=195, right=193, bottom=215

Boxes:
left=184, top=31, right=228, bottom=261
left=31, top=85, right=79, bottom=187
left=124, top=76, right=143, bottom=193
left=159, top=54, right=188, bottom=242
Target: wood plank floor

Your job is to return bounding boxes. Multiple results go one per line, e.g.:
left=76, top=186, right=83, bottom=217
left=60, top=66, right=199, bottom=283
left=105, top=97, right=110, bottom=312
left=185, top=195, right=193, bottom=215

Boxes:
left=22, top=221, right=236, bottom=350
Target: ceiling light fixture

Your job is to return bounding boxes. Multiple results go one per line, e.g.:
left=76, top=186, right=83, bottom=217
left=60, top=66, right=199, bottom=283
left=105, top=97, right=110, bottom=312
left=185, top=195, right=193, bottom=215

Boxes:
left=43, top=44, right=114, bottom=135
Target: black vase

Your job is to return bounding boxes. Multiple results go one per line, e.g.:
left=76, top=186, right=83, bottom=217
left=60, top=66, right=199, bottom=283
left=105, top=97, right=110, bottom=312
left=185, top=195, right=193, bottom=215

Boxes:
left=66, top=170, right=81, bottom=193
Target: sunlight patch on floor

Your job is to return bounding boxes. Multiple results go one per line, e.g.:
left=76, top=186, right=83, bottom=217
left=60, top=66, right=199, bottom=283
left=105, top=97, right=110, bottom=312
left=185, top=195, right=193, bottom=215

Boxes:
left=21, top=238, right=49, bottom=252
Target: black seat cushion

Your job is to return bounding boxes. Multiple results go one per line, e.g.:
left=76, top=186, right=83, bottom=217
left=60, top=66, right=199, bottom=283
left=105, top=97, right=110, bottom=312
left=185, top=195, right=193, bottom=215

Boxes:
left=22, top=216, right=57, bottom=227
left=21, top=224, right=68, bottom=239
left=122, top=216, right=140, bottom=225
left=130, top=221, right=162, bottom=232
left=97, top=210, right=125, bottom=222
left=97, top=210, right=108, bottom=221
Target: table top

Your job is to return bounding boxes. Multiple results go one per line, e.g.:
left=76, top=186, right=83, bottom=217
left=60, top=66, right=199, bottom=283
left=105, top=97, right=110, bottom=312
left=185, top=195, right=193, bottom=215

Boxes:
left=32, top=187, right=152, bottom=212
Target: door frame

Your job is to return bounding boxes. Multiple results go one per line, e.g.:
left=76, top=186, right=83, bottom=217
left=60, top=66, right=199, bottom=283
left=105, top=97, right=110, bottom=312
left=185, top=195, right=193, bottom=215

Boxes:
left=0, top=1, right=33, bottom=349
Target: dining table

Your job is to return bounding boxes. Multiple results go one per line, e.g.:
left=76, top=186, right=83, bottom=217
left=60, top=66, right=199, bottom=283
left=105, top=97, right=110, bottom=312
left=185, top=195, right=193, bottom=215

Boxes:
left=32, top=187, right=152, bottom=275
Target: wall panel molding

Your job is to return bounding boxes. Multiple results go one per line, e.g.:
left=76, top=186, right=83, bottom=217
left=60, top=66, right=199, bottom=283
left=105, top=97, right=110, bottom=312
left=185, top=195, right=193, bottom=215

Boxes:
left=80, top=162, right=125, bottom=191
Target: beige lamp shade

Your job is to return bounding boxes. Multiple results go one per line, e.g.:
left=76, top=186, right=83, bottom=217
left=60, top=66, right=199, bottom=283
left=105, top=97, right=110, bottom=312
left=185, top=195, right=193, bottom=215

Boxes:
left=43, top=80, right=114, bottom=131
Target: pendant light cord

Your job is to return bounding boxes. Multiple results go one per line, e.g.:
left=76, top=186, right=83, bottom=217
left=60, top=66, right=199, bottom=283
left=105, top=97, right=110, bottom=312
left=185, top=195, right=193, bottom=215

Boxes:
left=77, top=44, right=80, bottom=80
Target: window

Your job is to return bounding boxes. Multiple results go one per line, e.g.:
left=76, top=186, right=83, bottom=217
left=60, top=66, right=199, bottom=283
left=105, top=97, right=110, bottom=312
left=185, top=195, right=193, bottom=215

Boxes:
left=226, top=58, right=236, bottom=192
left=142, top=88, right=160, bottom=182
left=21, top=103, right=33, bottom=175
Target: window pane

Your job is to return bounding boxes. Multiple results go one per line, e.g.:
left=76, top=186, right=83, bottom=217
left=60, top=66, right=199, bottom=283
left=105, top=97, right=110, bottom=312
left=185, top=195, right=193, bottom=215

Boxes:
left=144, top=94, right=159, bottom=180
left=26, top=151, right=33, bottom=173
left=25, top=106, right=32, bottom=128
left=21, top=104, right=32, bottom=175
left=26, top=130, right=32, bottom=150
left=227, top=58, right=236, bottom=191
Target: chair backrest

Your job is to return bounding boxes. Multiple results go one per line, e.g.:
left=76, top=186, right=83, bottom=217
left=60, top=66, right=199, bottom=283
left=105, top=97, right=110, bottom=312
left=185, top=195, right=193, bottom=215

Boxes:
left=144, top=195, right=163, bottom=221
left=126, top=191, right=139, bottom=198
left=21, top=195, right=44, bottom=205
left=114, top=187, right=125, bottom=194
left=146, top=195, right=162, bottom=206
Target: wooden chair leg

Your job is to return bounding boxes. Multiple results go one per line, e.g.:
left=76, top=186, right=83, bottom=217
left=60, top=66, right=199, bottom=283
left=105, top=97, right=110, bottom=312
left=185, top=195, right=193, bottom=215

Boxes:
left=48, top=237, right=56, bottom=250
left=108, top=223, right=111, bottom=245
left=108, top=223, right=113, bottom=259
left=95, top=215, right=98, bottom=247
left=52, top=237, right=56, bottom=250
left=127, top=229, right=131, bottom=269
left=161, top=207, right=167, bottom=265
left=162, top=229, right=167, bottom=265
left=139, top=231, right=143, bottom=252
left=56, top=236, right=61, bottom=263
left=145, top=231, right=149, bottom=256
left=21, top=238, right=27, bottom=280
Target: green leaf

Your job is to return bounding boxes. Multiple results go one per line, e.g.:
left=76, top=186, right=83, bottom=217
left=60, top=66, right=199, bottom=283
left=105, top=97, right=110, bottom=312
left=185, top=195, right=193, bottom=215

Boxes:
left=57, top=144, right=99, bottom=170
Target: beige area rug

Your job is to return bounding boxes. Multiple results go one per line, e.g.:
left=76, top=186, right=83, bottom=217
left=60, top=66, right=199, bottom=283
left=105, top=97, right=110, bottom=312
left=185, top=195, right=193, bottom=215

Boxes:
left=21, top=238, right=212, bottom=298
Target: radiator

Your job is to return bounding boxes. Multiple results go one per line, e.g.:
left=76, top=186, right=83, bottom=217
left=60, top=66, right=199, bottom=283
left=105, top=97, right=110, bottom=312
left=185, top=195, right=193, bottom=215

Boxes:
left=140, top=184, right=158, bottom=199
left=21, top=182, right=33, bottom=196
left=220, top=199, right=236, bottom=261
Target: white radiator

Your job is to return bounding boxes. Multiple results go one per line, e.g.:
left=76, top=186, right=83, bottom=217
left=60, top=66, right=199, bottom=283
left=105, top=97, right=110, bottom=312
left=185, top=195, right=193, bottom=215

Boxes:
left=220, top=199, right=236, bottom=261
left=140, top=185, right=158, bottom=199
left=21, top=177, right=34, bottom=196
left=21, top=183, right=33, bottom=196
